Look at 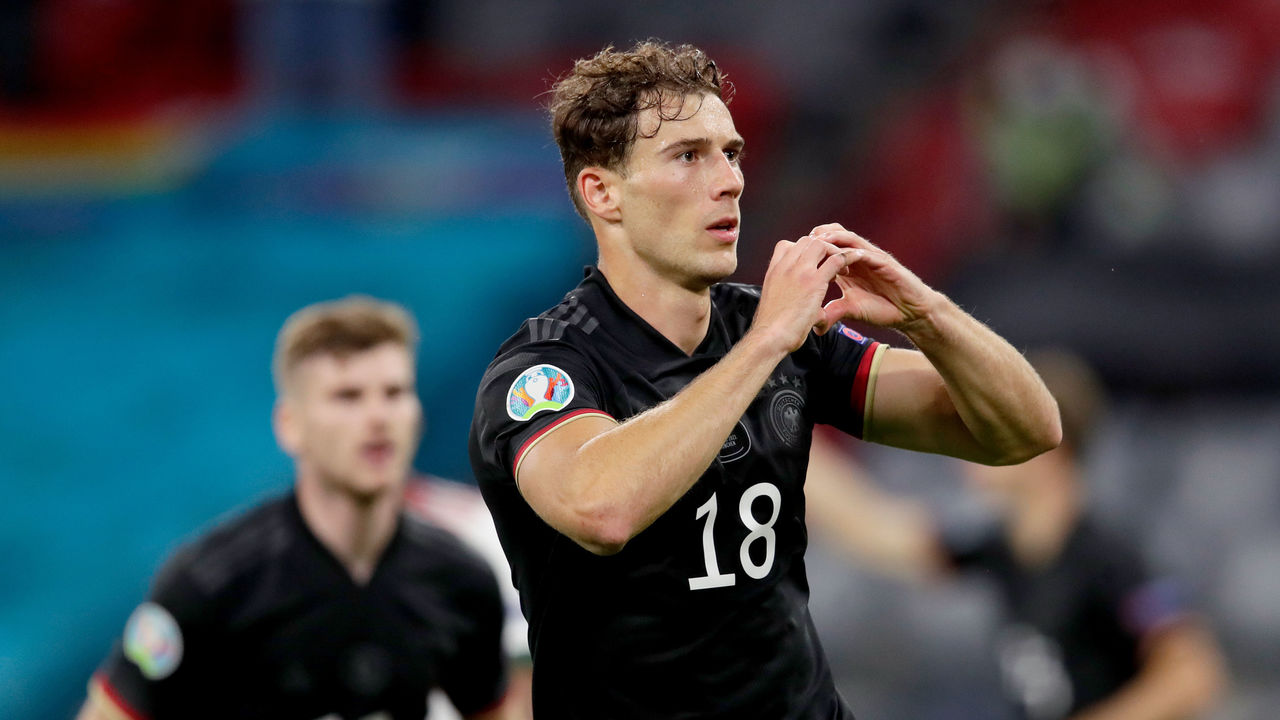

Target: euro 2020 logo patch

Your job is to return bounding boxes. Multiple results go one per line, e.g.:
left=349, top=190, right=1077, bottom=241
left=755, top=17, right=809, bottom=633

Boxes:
left=507, top=364, right=574, bottom=421
left=123, top=601, right=184, bottom=680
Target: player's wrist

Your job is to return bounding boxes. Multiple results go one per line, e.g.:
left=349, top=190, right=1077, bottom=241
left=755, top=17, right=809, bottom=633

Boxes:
left=740, top=324, right=798, bottom=364
left=893, top=290, right=957, bottom=348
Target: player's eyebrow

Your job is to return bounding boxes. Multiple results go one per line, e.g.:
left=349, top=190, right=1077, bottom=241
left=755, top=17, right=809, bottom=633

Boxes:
left=661, top=137, right=709, bottom=154
left=661, top=136, right=746, bottom=154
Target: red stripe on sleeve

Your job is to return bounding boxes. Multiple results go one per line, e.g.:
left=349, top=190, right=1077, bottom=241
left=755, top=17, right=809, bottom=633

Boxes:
left=849, top=342, right=882, bottom=424
left=512, top=408, right=614, bottom=477
left=93, top=672, right=149, bottom=720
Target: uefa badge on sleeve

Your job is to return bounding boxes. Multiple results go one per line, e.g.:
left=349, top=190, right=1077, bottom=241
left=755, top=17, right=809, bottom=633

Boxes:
left=507, top=364, right=575, bottom=421
left=123, top=602, right=184, bottom=680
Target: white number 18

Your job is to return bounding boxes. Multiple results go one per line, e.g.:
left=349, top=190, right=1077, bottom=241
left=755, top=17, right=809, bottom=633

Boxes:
left=687, top=482, right=781, bottom=591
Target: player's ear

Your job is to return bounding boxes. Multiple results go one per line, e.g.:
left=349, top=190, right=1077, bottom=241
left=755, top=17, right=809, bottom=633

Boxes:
left=578, top=166, right=622, bottom=223
left=273, top=398, right=302, bottom=457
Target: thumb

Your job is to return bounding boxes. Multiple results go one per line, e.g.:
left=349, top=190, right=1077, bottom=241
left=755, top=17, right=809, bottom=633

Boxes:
left=815, top=298, right=849, bottom=336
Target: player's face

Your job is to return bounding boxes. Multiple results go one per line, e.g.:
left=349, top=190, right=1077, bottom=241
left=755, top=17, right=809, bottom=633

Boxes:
left=617, top=93, right=745, bottom=289
left=284, top=343, right=422, bottom=500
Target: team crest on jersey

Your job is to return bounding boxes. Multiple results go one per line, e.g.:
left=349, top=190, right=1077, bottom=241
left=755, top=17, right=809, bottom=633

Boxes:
left=507, top=364, right=574, bottom=421
left=123, top=602, right=183, bottom=680
left=766, top=376, right=806, bottom=447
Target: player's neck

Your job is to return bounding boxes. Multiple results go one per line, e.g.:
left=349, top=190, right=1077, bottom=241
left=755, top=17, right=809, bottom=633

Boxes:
left=597, top=259, right=713, bottom=355
left=295, top=475, right=401, bottom=585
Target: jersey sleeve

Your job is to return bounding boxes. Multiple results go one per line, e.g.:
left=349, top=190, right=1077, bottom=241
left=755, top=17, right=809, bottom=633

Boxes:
left=807, top=323, right=888, bottom=439
left=1094, top=538, right=1194, bottom=642
left=90, top=550, right=215, bottom=719
left=472, top=340, right=614, bottom=484
left=436, top=547, right=513, bottom=716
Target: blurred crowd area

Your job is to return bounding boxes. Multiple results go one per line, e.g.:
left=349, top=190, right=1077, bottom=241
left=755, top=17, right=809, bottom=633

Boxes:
left=2, top=1, right=1278, bottom=718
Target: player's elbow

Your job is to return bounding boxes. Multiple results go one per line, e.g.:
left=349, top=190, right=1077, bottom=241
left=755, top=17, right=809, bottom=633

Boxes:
left=986, top=410, right=1063, bottom=466
left=1001, top=429, right=1062, bottom=465
left=552, top=493, right=638, bottom=556
left=568, top=513, right=633, bottom=555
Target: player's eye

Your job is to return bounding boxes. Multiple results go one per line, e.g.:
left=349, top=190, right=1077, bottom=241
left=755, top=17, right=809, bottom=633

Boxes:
left=725, top=148, right=743, bottom=163
left=679, top=150, right=697, bottom=162
left=334, top=388, right=361, bottom=402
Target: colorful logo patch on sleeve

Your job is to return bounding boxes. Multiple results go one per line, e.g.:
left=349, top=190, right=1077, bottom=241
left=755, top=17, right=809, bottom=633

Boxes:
left=837, top=324, right=867, bottom=343
left=123, top=601, right=184, bottom=680
left=507, top=364, right=575, bottom=421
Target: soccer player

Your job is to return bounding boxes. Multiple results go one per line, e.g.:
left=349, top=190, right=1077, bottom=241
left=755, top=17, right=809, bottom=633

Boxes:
left=469, top=40, right=1062, bottom=718
left=806, top=349, right=1227, bottom=720
left=405, top=472, right=534, bottom=720
left=78, top=297, right=515, bottom=720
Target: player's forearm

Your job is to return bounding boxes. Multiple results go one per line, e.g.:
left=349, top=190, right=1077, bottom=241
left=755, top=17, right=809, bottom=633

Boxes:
left=805, top=437, right=945, bottom=581
left=898, top=294, right=1061, bottom=465
left=1070, top=624, right=1227, bottom=720
left=561, top=330, right=788, bottom=553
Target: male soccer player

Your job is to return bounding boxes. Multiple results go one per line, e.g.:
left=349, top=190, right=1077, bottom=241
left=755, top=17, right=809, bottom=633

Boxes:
left=79, top=296, right=515, bottom=720
left=806, top=349, right=1227, bottom=720
left=469, top=41, right=1061, bottom=719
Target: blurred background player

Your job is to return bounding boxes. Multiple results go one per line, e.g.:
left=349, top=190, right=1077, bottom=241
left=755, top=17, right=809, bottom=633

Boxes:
left=76, top=296, right=516, bottom=720
left=806, top=347, right=1227, bottom=720
left=404, top=472, right=534, bottom=720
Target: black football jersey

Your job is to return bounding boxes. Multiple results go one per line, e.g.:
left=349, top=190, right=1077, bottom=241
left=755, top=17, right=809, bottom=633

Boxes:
left=470, top=267, right=883, bottom=719
left=946, top=514, right=1193, bottom=719
left=91, top=492, right=509, bottom=720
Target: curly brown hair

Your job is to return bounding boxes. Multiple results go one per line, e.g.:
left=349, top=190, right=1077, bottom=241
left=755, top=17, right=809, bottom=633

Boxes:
left=548, top=40, right=733, bottom=219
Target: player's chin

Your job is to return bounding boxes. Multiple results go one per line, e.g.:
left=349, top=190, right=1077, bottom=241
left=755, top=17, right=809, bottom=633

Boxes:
left=349, top=470, right=406, bottom=501
left=696, top=251, right=737, bottom=284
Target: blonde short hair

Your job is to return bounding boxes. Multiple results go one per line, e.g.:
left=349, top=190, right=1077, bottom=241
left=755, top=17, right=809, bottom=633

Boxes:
left=272, top=295, right=418, bottom=395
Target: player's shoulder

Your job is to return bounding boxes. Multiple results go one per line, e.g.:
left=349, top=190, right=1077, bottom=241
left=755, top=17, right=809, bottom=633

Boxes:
left=159, top=493, right=298, bottom=598
left=494, top=285, right=605, bottom=359
left=398, top=510, right=497, bottom=584
left=479, top=285, right=611, bottom=401
left=1068, top=514, right=1146, bottom=575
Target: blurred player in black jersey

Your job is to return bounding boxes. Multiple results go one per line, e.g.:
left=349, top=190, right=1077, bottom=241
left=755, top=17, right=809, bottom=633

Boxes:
left=78, top=296, right=516, bottom=720
left=806, top=348, right=1227, bottom=720
left=469, top=40, right=1062, bottom=719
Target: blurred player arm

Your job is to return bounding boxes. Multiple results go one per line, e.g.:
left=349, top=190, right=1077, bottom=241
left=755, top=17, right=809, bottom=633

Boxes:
left=464, top=699, right=521, bottom=720
left=804, top=430, right=950, bottom=583
left=75, top=676, right=132, bottom=720
left=1069, top=619, right=1227, bottom=720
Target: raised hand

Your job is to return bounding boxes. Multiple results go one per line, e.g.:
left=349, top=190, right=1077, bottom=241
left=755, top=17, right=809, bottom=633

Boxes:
left=752, top=233, right=856, bottom=353
left=807, top=223, right=939, bottom=334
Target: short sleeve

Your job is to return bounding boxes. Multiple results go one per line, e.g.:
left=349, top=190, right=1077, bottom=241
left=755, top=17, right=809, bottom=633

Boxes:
left=92, top=552, right=215, bottom=719
left=472, top=340, right=614, bottom=483
left=808, top=323, right=887, bottom=438
left=1093, top=540, right=1193, bottom=640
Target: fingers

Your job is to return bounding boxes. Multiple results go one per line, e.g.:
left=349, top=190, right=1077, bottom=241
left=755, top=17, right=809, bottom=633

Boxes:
left=774, top=235, right=852, bottom=274
left=809, top=225, right=880, bottom=253
left=817, top=246, right=858, bottom=280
